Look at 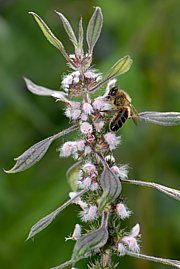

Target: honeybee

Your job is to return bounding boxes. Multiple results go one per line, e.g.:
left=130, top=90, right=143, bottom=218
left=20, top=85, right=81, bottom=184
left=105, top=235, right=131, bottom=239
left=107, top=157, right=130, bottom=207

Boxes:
left=107, top=87, right=140, bottom=132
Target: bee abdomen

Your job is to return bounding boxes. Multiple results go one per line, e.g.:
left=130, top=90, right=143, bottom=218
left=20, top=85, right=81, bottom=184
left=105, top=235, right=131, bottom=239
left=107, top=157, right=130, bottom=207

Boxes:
left=110, top=109, right=129, bottom=132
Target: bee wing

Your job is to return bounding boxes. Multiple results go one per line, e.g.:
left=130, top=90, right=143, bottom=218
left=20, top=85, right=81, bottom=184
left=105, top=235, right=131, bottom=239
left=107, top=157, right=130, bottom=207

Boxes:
left=130, top=105, right=140, bottom=125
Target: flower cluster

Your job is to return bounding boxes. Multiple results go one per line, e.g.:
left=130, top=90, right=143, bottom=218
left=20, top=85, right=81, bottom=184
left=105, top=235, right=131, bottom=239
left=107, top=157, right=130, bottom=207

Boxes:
left=6, top=6, right=180, bottom=269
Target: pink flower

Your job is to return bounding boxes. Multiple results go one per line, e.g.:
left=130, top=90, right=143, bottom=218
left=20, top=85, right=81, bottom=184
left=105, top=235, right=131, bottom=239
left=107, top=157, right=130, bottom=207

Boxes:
left=122, top=236, right=140, bottom=253
left=117, top=243, right=126, bottom=256
left=90, top=182, right=99, bottom=191
left=94, top=121, right=104, bottom=132
left=60, top=142, right=77, bottom=157
left=80, top=205, right=98, bottom=222
left=104, top=132, right=121, bottom=150
left=72, top=224, right=81, bottom=240
left=116, top=203, right=131, bottom=219
left=79, top=177, right=92, bottom=189
left=80, top=122, right=93, bottom=134
left=65, top=224, right=81, bottom=241
left=83, top=103, right=94, bottom=115
left=111, top=164, right=129, bottom=178
left=77, top=140, right=85, bottom=151
left=82, top=163, right=96, bottom=174
left=81, top=113, right=88, bottom=121
left=84, top=146, right=92, bottom=155
left=121, top=224, right=141, bottom=253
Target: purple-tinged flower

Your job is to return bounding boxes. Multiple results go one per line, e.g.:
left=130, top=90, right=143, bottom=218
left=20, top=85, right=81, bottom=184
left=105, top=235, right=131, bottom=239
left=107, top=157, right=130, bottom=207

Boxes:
left=72, top=224, right=81, bottom=240
left=81, top=113, right=88, bottom=121
left=116, top=203, right=131, bottom=219
left=80, top=205, right=98, bottom=222
left=65, top=224, right=81, bottom=241
left=121, top=224, right=141, bottom=253
left=82, top=163, right=96, bottom=174
left=117, top=242, right=126, bottom=256
left=90, top=182, right=99, bottom=191
left=94, top=121, right=104, bottom=132
left=111, top=164, right=129, bottom=179
left=84, top=146, right=92, bottom=155
left=77, top=140, right=86, bottom=151
left=60, top=142, right=77, bottom=157
left=80, top=122, right=93, bottom=134
left=83, top=103, right=94, bottom=115
left=104, top=132, right=121, bottom=150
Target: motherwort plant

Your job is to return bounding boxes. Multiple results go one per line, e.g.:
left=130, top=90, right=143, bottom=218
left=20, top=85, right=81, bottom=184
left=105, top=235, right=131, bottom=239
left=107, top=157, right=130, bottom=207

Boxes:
left=6, top=7, right=180, bottom=269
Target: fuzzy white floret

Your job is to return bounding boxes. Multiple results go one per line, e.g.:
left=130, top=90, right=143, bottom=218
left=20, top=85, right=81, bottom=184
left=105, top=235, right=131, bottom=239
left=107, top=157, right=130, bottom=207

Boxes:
left=104, top=133, right=121, bottom=150
left=116, top=203, right=132, bottom=219
left=80, top=122, right=93, bottom=134
left=83, top=103, right=94, bottom=115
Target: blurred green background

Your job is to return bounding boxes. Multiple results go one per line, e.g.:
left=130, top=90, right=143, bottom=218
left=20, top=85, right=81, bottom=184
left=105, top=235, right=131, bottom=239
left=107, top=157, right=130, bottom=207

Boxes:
left=0, top=0, right=179, bottom=268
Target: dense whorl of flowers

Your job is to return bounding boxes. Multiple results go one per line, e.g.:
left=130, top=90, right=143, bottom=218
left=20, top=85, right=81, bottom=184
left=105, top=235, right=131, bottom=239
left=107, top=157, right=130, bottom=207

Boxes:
left=6, top=7, right=180, bottom=269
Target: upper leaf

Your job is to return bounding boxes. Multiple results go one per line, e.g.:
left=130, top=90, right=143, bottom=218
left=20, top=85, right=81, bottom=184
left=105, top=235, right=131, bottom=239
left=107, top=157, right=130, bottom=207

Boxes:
left=86, top=7, right=103, bottom=54
left=29, top=12, right=64, bottom=52
left=55, top=11, right=78, bottom=48
left=105, top=55, right=133, bottom=80
left=78, top=17, right=84, bottom=55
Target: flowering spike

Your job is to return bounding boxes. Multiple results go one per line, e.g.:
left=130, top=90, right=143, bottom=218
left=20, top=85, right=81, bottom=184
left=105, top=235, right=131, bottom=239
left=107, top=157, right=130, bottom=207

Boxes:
left=6, top=7, right=180, bottom=269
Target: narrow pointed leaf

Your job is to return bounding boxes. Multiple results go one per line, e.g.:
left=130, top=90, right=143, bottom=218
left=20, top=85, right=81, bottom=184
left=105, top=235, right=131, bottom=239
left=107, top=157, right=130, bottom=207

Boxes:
left=126, top=251, right=180, bottom=269
left=5, top=136, right=54, bottom=173
left=86, top=7, right=103, bottom=54
left=24, top=77, right=69, bottom=103
left=78, top=17, right=84, bottom=54
left=89, top=55, right=133, bottom=93
left=5, top=125, right=78, bottom=173
left=71, top=211, right=109, bottom=262
left=55, top=11, right=78, bottom=48
left=66, top=161, right=82, bottom=191
left=105, top=55, right=133, bottom=80
left=122, top=178, right=180, bottom=201
left=139, top=111, right=180, bottom=126
left=27, top=189, right=87, bottom=240
left=29, top=12, right=64, bottom=51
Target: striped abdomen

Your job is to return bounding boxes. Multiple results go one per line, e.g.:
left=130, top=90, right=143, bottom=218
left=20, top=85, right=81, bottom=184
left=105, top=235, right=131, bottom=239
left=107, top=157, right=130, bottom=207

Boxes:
left=110, top=108, right=129, bottom=132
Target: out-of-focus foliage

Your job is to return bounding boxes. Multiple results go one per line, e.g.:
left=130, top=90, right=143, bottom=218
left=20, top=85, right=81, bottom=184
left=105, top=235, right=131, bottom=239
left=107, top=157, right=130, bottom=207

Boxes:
left=0, top=0, right=179, bottom=269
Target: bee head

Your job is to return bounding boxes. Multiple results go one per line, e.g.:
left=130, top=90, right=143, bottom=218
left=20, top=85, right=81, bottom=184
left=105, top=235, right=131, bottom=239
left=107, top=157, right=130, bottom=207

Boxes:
left=107, top=87, right=118, bottom=99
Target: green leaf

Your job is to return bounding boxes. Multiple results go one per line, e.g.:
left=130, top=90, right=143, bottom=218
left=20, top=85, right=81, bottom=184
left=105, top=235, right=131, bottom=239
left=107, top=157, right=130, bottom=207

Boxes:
left=66, top=161, right=82, bottom=191
left=55, top=11, right=78, bottom=48
left=29, top=12, right=64, bottom=52
left=78, top=17, right=84, bottom=55
left=98, top=166, right=122, bottom=212
left=5, top=125, right=78, bottom=173
left=86, top=7, right=103, bottom=54
left=5, top=136, right=55, bottom=173
left=26, top=190, right=87, bottom=240
left=105, top=55, right=133, bottom=80
left=71, top=211, right=109, bottom=262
